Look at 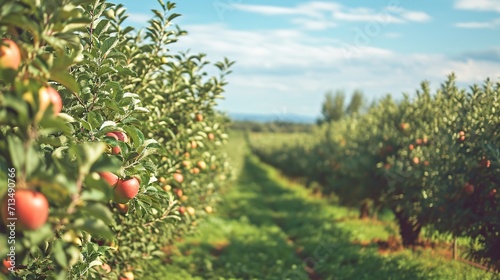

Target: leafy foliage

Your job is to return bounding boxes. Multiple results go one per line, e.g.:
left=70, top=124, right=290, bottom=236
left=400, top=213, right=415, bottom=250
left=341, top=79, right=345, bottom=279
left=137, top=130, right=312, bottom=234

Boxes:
left=250, top=74, right=500, bottom=269
left=0, top=0, right=232, bottom=279
left=318, top=89, right=365, bottom=124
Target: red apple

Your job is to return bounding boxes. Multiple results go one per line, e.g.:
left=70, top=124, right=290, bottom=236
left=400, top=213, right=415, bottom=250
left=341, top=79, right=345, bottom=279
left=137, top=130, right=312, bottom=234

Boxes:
left=106, top=132, right=127, bottom=154
left=173, top=173, right=184, bottom=183
left=1, top=189, right=49, bottom=231
left=412, top=157, right=420, bottom=165
left=174, top=188, right=183, bottom=197
left=121, top=271, right=134, bottom=280
left=463, top=183, right=474, bottom=195
left=191, top=167, right=200, bottom=174
left=191, top=140, right=197, bottom=149
left=489, top=189, right=497, bottom=198
left=39, top=86, right=62, bottom=115
left=110, top=131, right=128, bottom=142
left=196, top=161, right=206, bottom=170
left=457, top=131, right=466, bottom=143
left=195, top=113, right=203, bottom=122
left=0, top=39, right=21, bottom=70
left=178, top=206, right=186, bottom=215
left=181, top=160, right=191, bottom=168
left=480, top=158, right=491, bottom=168
left=1, top=259, right=12, bottom=274
left=98, top=263, right=111, bottom=273
left=98, top=172, right=118, bottom=187
left=116, top=203, right=129, bottom=214
left=113, top=178, right=140, bottom=203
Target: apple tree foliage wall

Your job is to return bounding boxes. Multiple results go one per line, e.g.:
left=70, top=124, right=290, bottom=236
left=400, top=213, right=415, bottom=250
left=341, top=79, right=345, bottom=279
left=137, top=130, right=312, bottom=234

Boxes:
left=250, top=75, right=500, bottom=269
left=0, top=0, right=233, bottom=279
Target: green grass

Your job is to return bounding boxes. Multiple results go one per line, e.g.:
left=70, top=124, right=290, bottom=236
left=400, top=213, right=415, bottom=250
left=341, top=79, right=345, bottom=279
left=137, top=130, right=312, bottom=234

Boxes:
left=145, top=134, right=499, bottom=280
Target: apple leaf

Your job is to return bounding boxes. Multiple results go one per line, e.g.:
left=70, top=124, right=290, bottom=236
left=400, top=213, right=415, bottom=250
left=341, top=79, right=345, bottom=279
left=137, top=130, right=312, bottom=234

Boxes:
left=7, top=134, right=24, bottom=171
left=50, top=71, right=80, bottom=94
left=84, top=203, right=115, bottom=225
left=52, top=240, right=68, bottom=268
left=73, top=218, right=114, bottom=241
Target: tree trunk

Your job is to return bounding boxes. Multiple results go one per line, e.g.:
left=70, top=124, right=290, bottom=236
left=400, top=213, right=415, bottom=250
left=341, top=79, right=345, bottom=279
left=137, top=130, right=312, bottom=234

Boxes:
left=371, top=202, right=381, bottom=220
left=394, top=210, right=421, bottom=247
left=359, top=201, right=370, bottom=219
left=452, top=237, right=458, bottom=260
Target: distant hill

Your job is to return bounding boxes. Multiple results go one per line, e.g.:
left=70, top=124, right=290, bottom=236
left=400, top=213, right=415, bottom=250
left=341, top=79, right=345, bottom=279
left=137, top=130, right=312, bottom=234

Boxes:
left=228, top=112, right=317, bottom=124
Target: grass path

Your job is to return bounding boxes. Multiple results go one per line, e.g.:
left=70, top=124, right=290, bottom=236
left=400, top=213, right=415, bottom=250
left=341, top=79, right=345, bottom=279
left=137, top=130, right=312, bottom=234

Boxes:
left=147, top=143, right=498, bottom=279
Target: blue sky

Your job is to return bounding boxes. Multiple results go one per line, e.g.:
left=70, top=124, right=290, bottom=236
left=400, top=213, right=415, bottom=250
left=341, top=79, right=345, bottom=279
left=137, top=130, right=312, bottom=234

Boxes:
left=110, top=0, right=500, bottom=118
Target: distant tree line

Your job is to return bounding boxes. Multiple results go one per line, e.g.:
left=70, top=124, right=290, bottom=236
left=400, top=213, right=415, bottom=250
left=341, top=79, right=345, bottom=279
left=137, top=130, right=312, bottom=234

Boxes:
left=230, top=120, right=315, bottom=133
left=231, top=89, right=366, bottom=132
left=317, top=89, right=365, bottom=124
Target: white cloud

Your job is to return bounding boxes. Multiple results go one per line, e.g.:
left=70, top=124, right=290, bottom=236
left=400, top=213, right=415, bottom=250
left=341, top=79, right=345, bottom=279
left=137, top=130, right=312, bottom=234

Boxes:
left=173, top=24, right=393, bottom=68
left=455, top=22, right=494, bottom=29
left=233, top=2, right=341, bottom=17
left=401, top=11, right=432, bottom=22
left=332, top=10, right=403, bottom=23
left=333, top=7, right=431, bottom=23
left=171, top=24, right=499, bottom=116
left=455, top=18, right=500, bottom=29
left=455, top=0, right=500, bottom=12
left=233, top=2, right=431, bottom=31
left=292, top=18, right=338, bottom=30
left=127, top=13, right=151, bottom=24
left=230, top=4, right=305, bottom=16
left=302, top=2, right=343, bottom=12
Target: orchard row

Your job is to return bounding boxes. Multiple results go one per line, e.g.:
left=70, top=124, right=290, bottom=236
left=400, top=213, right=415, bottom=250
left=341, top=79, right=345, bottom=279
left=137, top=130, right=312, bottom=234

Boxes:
left=250, top=75, right=499, bottom=269
left=0, top=0, right=232, bottom=279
